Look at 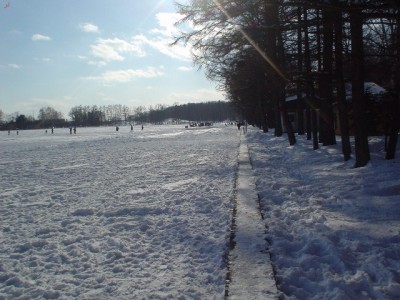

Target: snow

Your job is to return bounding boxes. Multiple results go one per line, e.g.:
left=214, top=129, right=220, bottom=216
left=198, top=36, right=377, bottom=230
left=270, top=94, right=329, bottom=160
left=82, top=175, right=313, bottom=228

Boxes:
left=246, top=128, right=400, bottom=299
left=0, top=125, right=239, bottom=299
left=227, top=138, right=278, bottom=299
left=363, top=82, right=387, bottom=95
left=345, top=82, right=388, bottom=101
left=1, top=124, right=400, bottom=299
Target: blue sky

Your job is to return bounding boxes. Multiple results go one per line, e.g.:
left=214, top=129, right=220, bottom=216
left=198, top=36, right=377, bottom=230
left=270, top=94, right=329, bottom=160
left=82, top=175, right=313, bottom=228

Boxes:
left=0, top=0, right=224, bottom=119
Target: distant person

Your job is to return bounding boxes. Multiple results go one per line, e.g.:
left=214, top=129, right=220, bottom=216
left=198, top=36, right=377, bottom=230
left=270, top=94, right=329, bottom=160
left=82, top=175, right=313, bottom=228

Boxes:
left=131, top=124, right=133, bottom=131
left=69, top=127, right=72, bottom=134
left=45, top=130, right=48, bottom=134
left=116, top=126, right=119, bottom=132
left=51, top=127, right=54, bottom=134
left=8, top=130, right=10, bottom=135
left=73, top=127, right=76, bottom=134
left=141, top=125, right=144, bottom=130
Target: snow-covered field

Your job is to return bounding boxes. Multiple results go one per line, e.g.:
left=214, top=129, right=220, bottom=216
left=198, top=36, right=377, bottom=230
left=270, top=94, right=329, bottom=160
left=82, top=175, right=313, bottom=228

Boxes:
left=0, top=125, right=239, bottom=299
left=247, top=128, right=400, bottom=299
left=1, top=123, right=400, bottom=299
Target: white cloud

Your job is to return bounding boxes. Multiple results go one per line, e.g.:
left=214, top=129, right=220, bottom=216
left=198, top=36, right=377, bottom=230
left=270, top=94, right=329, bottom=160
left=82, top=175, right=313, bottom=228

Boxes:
left=82, top=12, right=191, bottom=66
left=34, top=57, right=51, bottom=62
left=133, top=34, right=191, bottom=61
left=91, top=42, right=124, bottom=62
left=88, top=60, right=107, bottom=67
left=178, top=66, right=192, bottom=71
left=32, top=34, right=51, bottom=41
left=79, top=54, right=106, bottom=68
left=165, top=88, right=226, bottom=103
left=9, top=64, right=21, bottom=69
left=9, top=30, right=22, bottom=35
left=130, top=12, right=192, bottom=61
left=90, top=38, right=146, bottom=62
left=150, top=12, right=182, bottom=37
left=82, top=67, right=164, bottom=83
left=80, top=22, right=99, bottom=33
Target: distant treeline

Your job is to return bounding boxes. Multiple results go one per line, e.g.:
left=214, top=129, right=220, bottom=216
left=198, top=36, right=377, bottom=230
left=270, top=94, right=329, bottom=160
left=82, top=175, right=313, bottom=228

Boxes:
left=68, top=101, right=237, bottom=127
left=149, top=101, right=238, bottom=124
left=0, top=101, right=238, bottom=130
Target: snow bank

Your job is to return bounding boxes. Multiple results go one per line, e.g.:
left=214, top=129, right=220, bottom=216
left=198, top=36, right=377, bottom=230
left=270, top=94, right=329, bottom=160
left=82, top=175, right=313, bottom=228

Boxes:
left=246, top=128, right=400, bottom=299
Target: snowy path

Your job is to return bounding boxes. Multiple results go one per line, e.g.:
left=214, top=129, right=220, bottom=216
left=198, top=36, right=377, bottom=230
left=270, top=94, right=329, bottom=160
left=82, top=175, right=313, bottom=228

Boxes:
left=227, top=134, right=278, bottom=299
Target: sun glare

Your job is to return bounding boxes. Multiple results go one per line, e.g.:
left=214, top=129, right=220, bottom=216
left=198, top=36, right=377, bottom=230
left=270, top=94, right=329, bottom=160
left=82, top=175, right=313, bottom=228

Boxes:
left=136, top=0, right=167, bottom=30
left=149, top=0, right=167, bottom=18
left=212, top=0, right=289, bottom=82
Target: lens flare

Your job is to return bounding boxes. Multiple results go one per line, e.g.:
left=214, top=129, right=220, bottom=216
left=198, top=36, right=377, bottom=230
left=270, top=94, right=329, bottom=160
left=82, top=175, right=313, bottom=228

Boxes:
left=211, top=0, right=289, bottom=82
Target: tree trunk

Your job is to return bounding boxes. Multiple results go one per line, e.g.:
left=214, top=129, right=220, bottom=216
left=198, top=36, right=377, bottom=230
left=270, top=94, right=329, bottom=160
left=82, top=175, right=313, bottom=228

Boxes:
left=312, top=109, right=319, bottom=150
left=296, top=5, right=305, bottom=135
left=259, top=85, right=269, bottom=133
left=319, top=5, right=336, bottom=146
left=275, top=2, right=295, bottom=145
left=334, top=7, right=352, bottom=161
left=264, top=0, right=287, bottom=139
left=385, top=12, right=400, bottom=159
left=303, top=6, right=312, bottom=141
left=316, top=9, right=323, bottom=145
left=281, top=101, right=296, bottom=145
left=266, top=102, right=275, bottom=129
left=350, top=6, right=370, bottom=167
left=385, top=93, right=400, bottom=159
left=274, top=99, right=283, bottom=136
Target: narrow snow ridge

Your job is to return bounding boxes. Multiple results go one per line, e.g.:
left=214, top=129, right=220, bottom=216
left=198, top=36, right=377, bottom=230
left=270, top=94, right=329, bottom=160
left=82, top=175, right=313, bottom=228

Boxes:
left=227, top=135, right=278, bottom=299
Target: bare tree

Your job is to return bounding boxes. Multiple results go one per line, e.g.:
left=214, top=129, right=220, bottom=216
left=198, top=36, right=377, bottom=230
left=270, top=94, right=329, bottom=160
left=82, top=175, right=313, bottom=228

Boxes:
left=0, top=109, right=4, bottom=124
left=38, top=106, right=63, bottom=120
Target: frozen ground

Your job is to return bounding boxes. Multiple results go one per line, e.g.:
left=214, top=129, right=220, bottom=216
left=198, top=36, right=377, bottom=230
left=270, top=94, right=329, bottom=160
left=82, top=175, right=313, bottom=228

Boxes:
left=0, top=125, right=239, bottom=299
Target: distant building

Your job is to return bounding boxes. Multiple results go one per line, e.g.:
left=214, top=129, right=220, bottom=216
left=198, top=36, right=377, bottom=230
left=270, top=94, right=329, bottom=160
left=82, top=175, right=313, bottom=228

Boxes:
left=345, top=82, right=388, bottom=102
left=340, top=82, right=390, bottom=135
left=284, top=82, right=390, bottom=135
